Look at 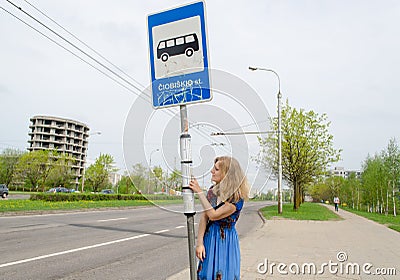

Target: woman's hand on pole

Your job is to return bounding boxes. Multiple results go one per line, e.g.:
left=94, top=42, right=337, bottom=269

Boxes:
left=189, top=177, right=202, bottom=193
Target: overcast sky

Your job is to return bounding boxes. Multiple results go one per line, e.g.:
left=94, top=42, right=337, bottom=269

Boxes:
left=1, top=0, right=399, bottom=192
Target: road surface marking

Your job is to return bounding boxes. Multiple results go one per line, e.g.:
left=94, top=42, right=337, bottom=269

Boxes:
left=0, top=222, right=190, bottom=269
left=97, top=217, right=128, bottom=222
left=0, top=233, right=149, bottom=268
left=154, top=229, right=170, bottom=234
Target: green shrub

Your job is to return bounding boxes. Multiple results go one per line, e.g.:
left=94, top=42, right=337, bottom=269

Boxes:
left=30, top=193, right=182, bottom=202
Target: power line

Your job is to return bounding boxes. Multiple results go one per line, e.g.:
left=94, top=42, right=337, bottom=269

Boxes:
left=22, top=0, right=144, bottom=90
left=223, top=119, right=271, bottom=133
left=2, top=3, right=222, bottom=155
left=211, top=131, right=275, bottom=136
left=5, top=0, right=145, bottom=96
left=0, top=4, right=150, bottom=102
left=2, top=1, right=256, bottom=159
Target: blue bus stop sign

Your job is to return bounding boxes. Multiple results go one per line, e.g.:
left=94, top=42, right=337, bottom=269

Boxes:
left=147, top=1, right=211, bottom=108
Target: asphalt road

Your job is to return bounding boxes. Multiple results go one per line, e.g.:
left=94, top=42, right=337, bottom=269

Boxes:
left=0, top=201, right=272, bottom=280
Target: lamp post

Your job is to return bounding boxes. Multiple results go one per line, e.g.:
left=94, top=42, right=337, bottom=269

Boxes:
left=148, top=148, right=160, bottom=194
left=81, top=131, right=101, bottom=193
left=249, top=66, right=283, bottom=214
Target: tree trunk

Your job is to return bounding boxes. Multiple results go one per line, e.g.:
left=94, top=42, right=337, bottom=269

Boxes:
left=293, top=181, right=301, bottom=210
left=393, top=181, right=397, bottom=217
left=386, top=189, right=389, bottom=215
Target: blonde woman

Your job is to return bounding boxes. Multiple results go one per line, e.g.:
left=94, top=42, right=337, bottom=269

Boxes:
left=189, top=156, right=249, bottom=280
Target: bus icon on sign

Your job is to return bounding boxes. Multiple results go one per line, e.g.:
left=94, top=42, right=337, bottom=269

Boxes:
left=157, top=33, right=199, bottom=62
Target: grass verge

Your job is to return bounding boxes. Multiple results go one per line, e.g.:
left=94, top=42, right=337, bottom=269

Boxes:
left=0, top=199, right=181, bottom=213
left=343, top=207, right=400, bottom=233
left=260, top=202, right=341, bottom=221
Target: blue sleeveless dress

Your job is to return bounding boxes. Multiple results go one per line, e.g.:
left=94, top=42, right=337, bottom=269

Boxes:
left=197, top=187, right=244, bottom=280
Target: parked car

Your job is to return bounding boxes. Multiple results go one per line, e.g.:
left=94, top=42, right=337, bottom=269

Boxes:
left=101, top=189, right=114, bottom=194
left=46, top=187, right=71, bottom=193
left=0, top=184, right=9, bottom=198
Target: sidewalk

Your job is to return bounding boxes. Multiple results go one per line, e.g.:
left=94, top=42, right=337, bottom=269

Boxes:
left=168, top=205, right=400, bottom=279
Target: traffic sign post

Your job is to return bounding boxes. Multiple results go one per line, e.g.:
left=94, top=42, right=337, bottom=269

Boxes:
left=147, top=0, right=211, bottom=108
left=147, top=2, right=211, bottom=279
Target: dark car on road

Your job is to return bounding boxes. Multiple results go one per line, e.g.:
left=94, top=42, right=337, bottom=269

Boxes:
left=46, top=187, right=71, bottom=193
left=0, top=184, right=9, bottom=198
left=101, top=189, right=114, bottom=194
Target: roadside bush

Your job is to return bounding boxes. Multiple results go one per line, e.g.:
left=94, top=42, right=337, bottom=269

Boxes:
left=30, top=193, right=182, bottom=202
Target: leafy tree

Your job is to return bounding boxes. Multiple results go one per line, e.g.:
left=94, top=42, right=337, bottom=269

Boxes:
left=325, top=176, right=345, bottom=200
left=117, top=174, right=138, bottom=194
left=258, top=101, right=341, bottom=210
left=152, top=166, right=163, bottom=192
left=361, top=154, right=386, bottom=213
left=167, top=169, right=182, bottom=192
left=16, top=150, right=57, bottom=191
left=382, top=138, right=399, bottom=216
left=341, top=172, right=361, bottom=209
left=85, top=154, right=118, bottom=192
left=0, top=148, right=24, bottom=186
left=46, top=154, right=76, bottom=188
left=130, top=163, right=148, bottom=193
left=308, top=179, right=331, bottom=202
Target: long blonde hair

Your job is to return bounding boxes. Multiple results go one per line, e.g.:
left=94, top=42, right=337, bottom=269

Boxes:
left=212, top=156, right=249, bottom=203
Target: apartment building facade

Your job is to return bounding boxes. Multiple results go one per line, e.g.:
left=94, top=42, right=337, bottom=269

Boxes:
left=28, top=115, right=89, bottom=186
left=331, top=166, right=361, bottom=179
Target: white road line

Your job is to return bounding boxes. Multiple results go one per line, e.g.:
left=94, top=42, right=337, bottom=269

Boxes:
left=0, top=233, right=149, bottom=268
left=154, top=229, right=170, bottom=234
left=97, top=217, right=128, bottom=222
left=0, top=224, right=184, bottom=268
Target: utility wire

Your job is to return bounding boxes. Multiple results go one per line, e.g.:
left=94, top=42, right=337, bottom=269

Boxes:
left=2, top=3, right=227, bottom=155
left=5, top=0, right=145, bottom=96
left=223, top=119, right=272, bottom=133
left=0, top=5, right=150, bottom=102
left=23, top=0, right=144, bottom=90
left=2, top=1, right=246, bottom=157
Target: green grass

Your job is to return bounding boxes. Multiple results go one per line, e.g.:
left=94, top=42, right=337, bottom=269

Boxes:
left=260, top=202, right=341, bottom=221
left=343, top=207, right=400, bottom=233
left=0, top=199, right=181, bottom=213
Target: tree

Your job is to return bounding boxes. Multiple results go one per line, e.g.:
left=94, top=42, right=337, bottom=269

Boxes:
left=167, top=169, right=182, bottom=192
left=16, top=150, right=57, bottom=191
left=117, top=174, right=138, bottom=194
left=0, top=148, right=24, bottom=186
left=361, top=154, right=386, bottom=213
left=341, top=172, right=361, bottom=209
left=325, top=176, right=345, bottom=200
left=46, top=153, right=76, bottom=188
left=307, top=179, right=331, bottom=202
left=152, top=166, right=163, bottom=193
left=130, top=163, right=148, bottom=193
left=382, top=138, right=399, bottom=216
left=307, top=176, right=344, bottom=203
left=258, top=100, right=341, bottom=210
left=85, top=154, right=118, bottom=192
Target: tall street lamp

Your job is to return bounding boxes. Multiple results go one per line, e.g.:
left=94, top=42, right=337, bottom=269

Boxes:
left=148, top=148, right=160, bottom=194
left=249, top=66, right=283, bottom=214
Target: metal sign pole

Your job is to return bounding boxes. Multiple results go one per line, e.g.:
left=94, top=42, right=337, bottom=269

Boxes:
left=179, top=105, right=196, bottom=280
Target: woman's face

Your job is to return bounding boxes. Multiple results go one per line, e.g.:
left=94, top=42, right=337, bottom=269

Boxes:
left=211, top=161, right=224, bottom=184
